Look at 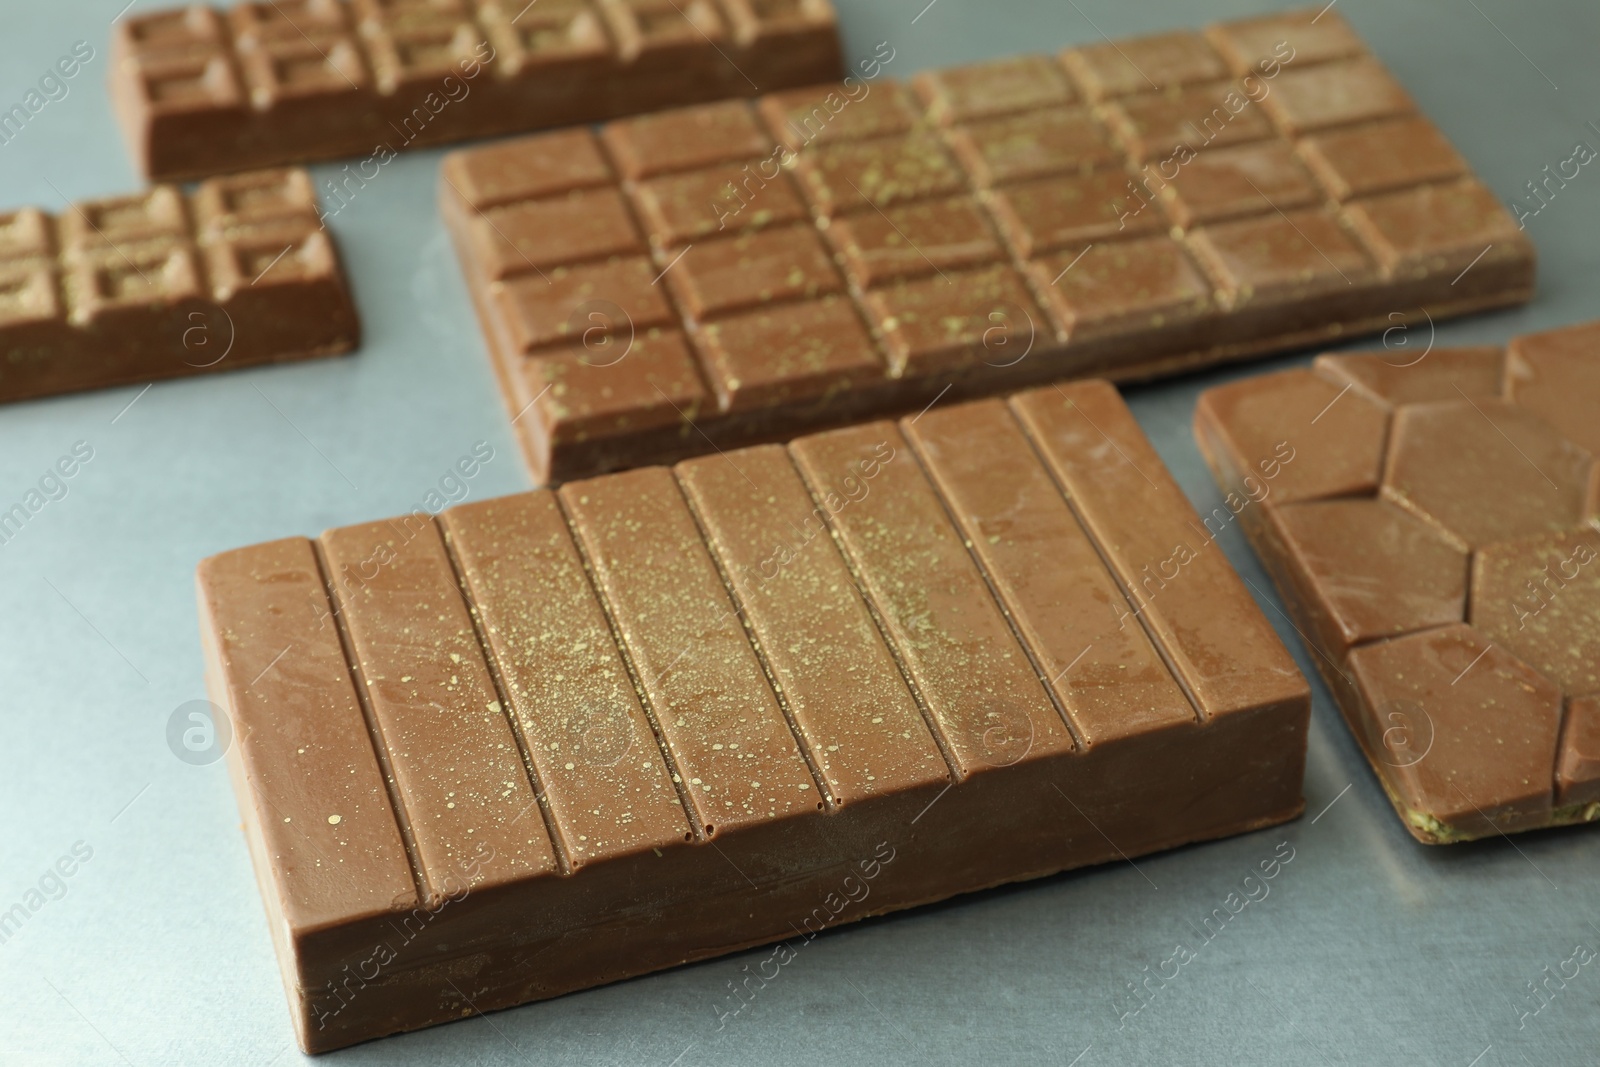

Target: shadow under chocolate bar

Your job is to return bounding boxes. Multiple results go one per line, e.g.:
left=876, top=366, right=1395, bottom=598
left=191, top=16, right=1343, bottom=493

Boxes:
left=199, top=379, right=1308, bottom=1053
left=1194, top=321, right=1600, bottom=844
left=440, top=6, right=1535, bottom=487
left=111, top=0, right=844, bottom=181
left=0, top=168, right=358, bottom=404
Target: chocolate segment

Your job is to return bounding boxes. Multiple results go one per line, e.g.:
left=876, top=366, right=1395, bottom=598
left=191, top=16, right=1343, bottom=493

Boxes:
left=0, top=168, right=357, bottom=403
left=112, top=0, right=845, bottom=180
left=201, top=379, right=1309, bottom=1052
left=441, top=7, right=1533, bottom=485
left=1196, top=323, right=1600, bottom=842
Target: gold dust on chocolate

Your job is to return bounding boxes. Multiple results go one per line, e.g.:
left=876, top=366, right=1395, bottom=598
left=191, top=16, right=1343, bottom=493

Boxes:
left=438, top=6, right=1534, bottom=486
left=1196, top=320, right=1600, bottom=843
left=200, top=380, right=1308, bottom=1052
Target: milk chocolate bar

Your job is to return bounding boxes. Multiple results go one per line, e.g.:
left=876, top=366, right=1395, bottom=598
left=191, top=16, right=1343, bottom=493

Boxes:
left=441, top=7, right=1534, bottom=486
left=111, top=0, right=843, bottom=181
left=199, top=379, right=1308, bottom=1052
left=0, top=168, right=357, bottom=403
left=1195, top=322, right=1600, bottom=843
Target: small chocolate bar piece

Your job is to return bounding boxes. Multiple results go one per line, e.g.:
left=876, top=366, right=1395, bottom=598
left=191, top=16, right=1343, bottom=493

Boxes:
left=441, top=7, right=1534, bottom=486
left=1195, top=321, right=1600, bottom=843
left=0, top=168, right=357, bottom=403
left=111, top=0, right=843, bottom=181
left=200, top=379, right=1308, bottom=1052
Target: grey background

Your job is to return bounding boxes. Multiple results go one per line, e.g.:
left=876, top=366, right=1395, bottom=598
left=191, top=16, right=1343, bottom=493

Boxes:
left=1, top=1, right=1596, bottom=1064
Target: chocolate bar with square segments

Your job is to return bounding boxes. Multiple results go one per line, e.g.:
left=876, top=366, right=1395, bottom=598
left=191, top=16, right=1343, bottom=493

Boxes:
left=441, top=7, right=1534, bottom=486
left=112, top=0, right=845, bottom=180
left=0, top=168, right=357, bottom=403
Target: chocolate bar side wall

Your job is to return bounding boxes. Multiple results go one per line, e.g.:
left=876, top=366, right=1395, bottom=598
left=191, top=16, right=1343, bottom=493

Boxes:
left=199, top=380, right=1308, bottom=1053
left=0, top=168, right=358, bottom=403
left=1192, top=325, right=1600, bottom=843
left=442, top=7, right=1535, bottom=486
left=111, top=0, right=844, bottom=181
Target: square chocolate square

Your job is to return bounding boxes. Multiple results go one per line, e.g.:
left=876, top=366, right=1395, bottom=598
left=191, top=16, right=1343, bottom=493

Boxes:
left=1062, top=31, right=1228, bottom=100
left=793, top=130, right=966, bottom=216
left=825, top=194, right=1004, bottom=288
left=1027, top=235, right=1214, bottom=344
left=441, top=130, right=614, bottom=210
left=237, top=34, right=370, bottom=109
left=1298, top=117, right=1468, bottom=201
left=864, top=263, right=1046, bottom=376
left=1157, top=139, right=1320, bottom=229
left=986, top=170, right=1162, bottom=259
left=469, top=187, right=644, bottom=279
left=603, top=101, right=773, bottom=179
left=913, top=54, right=1077, bottom=125
left=1187, top=207, right=1377, bottom=307
left=663, top=224, right=843, bottom=320
left=523, top=328, right=708, bottom=443
left=759, top=81, right=920, bottom=150
left=630, top=161, right=807, bottom=246
left=945, top=107, right=1119, bottom=187
left=1102, top=81, right=1276, bottom=161
left=1259, top=58, right=1415, bottom=135
left=692, top=293, right=883, bottom=411
left=489, top=255, right=676, bottom=357
left=476, top=0, right=612, bottom=78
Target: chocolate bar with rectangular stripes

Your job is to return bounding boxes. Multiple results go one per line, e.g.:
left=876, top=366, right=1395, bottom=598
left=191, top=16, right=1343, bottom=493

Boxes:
left=441, top=7, right=1534, bottom=486
left=0, top=167, right=357, bottom=403
left=199, top=379, right=1308, bottom=1052
left=111, top=0, right=843, bottom=181
left=1195, top=321, right=1600, bottom=843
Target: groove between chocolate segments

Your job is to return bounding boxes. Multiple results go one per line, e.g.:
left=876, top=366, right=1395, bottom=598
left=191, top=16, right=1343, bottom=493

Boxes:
left=440, top=6, right=1535, bottom=486
left=1193, top=324, right=1600, bottom=843
left=0, top=168, right=358, bottom=404
left=112, top=0, right=844, bottom=181
left=198, top=380, right=1308, bottom=1054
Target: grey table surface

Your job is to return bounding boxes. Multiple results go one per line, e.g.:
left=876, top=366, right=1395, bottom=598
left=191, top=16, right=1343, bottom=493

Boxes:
left=2, top=1, right=1597, bottom=1064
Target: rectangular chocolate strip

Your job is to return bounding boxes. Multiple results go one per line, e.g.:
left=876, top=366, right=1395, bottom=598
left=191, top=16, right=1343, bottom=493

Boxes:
left=199, top=379, right=1308, bottom=1053
left=111, top=0, right=843, bottom=181
left=1194, top=321, right=1600, bottom=843
left=0, top=167, right=358, bottom=403
left=441, top=6, right=1535, bottom=486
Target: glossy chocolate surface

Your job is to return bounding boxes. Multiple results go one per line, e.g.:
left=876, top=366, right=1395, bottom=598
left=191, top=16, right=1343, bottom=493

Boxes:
left=200, top=379, right=1308, bottom=1052
left=1195, top=321, right=1600, bottom=843
left=440, top=7, right=1534, bottom=486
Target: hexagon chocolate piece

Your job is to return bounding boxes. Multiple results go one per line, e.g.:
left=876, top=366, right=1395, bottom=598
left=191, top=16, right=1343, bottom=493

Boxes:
left=1381, top=399, right=1594, bottom=548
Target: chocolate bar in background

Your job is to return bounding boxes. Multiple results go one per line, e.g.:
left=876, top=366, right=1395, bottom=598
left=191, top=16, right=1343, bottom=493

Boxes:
left=110, top=0, right=843, bottom=181
left=0, top=168, right=358, bottom=403
left=441, top=7, right=1534, bottom=486
left=1195, top=321, right=1600, bottom=844
left=199, top=379, right=1308, bottom=1052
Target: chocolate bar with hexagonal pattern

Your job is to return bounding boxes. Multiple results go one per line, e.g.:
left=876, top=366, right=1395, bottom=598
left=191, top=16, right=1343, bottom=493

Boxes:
left=198, top=379, right=1307, bottom=1052
left=0, top=167, right=357, bottom=403
left=439, top=6, right=1535, bottom=486
left=110, top=0, right=843, bottom=181
left=1195, top=321, right=1600, bottom=844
